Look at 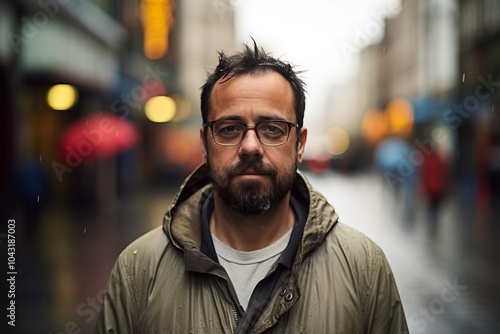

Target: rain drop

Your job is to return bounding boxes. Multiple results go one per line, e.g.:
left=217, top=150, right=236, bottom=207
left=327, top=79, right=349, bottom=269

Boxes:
left=133, top=249, right=138, bottom=255
left=84, top=228, right=87, bottom=234
left=462, top=73, right=466, bottom=82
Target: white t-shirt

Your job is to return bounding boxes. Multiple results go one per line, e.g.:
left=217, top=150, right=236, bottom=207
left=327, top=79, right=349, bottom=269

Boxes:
left=212, top=230, right=292, bottom=310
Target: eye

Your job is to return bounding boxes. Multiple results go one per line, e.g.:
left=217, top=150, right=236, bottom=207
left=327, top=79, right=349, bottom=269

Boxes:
left=220, top=125, right=238, bottom=134
left=259, top=122, right=287, bottom=137
left=215, top=122, right=244, bottom=137
left=266, top=125, right=280, bottom=133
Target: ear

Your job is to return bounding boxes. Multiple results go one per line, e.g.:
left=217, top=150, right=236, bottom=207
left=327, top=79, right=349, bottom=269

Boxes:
left=296, top=127, right=307, bottom=164
left=200, top=127, right=208, bottom=162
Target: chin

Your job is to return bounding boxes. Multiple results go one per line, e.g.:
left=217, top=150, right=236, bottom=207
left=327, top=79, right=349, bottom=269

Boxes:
left=232, top=178, right=267, bottom=194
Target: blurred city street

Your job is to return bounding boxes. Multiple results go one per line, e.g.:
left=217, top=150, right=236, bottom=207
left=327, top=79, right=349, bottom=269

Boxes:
left=2, top=0, right=500, bottom=333
left=8, top=168, right=500, bottom=333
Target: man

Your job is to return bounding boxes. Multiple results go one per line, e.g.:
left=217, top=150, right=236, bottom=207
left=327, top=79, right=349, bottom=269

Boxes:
left=95, top=41, right=408, bottom=333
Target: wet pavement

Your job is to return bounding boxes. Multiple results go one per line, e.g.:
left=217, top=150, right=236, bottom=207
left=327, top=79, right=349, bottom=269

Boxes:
left=8, top=169, right=500, bottom=333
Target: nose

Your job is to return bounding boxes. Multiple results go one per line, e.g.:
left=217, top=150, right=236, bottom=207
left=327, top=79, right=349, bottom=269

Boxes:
left=238, top=128, right=264, bottom=158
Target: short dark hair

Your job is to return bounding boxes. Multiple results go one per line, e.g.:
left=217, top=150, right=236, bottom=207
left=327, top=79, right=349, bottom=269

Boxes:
left=200, top=40, right=307, bottom=128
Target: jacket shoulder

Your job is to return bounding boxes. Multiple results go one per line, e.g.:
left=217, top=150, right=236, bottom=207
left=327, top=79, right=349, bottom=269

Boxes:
left=116, top=226, right=173, bottom=268
left=108, top=226, right=181, bottom=310
left=326, top=223, right=408, bottom=332
left=96, top=228, right=182, bottom=333
left=329, top=222, right=385, bottom=259
left=322, top=222, right=393, bottom=290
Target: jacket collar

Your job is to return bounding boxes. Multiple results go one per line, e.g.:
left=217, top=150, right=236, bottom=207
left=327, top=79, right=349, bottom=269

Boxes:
left=163, top=163, right=339, bottom=260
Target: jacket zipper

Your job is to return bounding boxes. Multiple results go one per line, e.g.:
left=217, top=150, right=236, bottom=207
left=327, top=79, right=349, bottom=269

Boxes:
left=215, top=277, right=240, bottom=330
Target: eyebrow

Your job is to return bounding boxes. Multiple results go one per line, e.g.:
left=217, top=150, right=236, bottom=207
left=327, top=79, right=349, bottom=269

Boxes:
left=214, top=115, right=289, bottom=123
left=214, top=115, right=245, bottom=122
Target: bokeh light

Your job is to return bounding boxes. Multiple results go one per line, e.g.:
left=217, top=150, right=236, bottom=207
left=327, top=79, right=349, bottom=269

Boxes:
left=140, top=0, right=174, bottom=59
left=362, top=108, right=389, bottom=144
left=144, top=96, right=176, bottom=123
left=386, top=98, right=413, bottom=138
left=46, top=84, right=78, bottom=110
left=325, top=126, right=350, bottom=156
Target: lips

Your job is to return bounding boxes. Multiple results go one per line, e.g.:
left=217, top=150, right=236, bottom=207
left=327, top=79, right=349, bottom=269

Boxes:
left=239, top=169, right=264, bottom=176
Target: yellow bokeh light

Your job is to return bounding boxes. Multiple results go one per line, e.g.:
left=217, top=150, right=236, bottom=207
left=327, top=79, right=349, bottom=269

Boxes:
left=362, top=108, right=389, bottom=144
left=386, top=98, right=413, bottom=138
left=141, top=0, right=174, bottom=59
left=325, top=127, right=350, bottom=156
left=144, top=96, right=176, bottom=123
left=47, top=84, right=78, bottom=110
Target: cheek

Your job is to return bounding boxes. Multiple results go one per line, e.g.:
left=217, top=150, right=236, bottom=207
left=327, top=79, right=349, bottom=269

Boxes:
left=270, top=147, right=298, bottom=171
left=206, top=145, right=232, bottom=170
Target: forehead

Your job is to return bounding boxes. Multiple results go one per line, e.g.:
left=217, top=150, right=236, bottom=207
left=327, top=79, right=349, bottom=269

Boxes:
left=209, top=71, right=295, bottom=121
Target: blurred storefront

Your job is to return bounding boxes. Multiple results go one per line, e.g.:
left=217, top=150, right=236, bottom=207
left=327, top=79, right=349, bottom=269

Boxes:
left=0, top=0, right=198, bottom=215
left=1, top=0, right=129, bottom=215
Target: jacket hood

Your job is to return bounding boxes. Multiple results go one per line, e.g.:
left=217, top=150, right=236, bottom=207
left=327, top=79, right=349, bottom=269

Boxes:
left=163, top=164, right=339, bottom=257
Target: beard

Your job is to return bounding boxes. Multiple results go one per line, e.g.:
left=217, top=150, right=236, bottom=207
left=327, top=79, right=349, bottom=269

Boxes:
left=208, top=156, right=297, bottom=216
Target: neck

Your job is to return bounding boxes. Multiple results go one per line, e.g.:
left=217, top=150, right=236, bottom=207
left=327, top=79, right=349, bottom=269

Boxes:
left=210, top=193, right=294, bottom=251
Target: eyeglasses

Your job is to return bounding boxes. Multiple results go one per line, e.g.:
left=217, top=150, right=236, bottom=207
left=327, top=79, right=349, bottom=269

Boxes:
left=204, top=119, right=300, bottom=146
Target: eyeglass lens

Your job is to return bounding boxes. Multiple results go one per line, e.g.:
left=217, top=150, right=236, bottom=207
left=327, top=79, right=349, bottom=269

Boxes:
left=212, top=120, right=291, bottom=145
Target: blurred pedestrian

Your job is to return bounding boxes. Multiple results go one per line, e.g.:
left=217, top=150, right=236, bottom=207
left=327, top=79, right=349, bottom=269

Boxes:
left=95, top=41, right=408, bottom=333
left=420, top=148, right=449, bottom=232
left=374, top=137, right=417, bottom=225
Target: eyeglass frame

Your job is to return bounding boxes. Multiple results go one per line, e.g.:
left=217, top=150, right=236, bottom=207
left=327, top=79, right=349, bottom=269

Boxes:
left=203, top=118, right=301, bottom=146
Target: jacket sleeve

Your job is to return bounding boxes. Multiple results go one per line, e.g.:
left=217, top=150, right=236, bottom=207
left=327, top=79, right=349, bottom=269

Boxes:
left=95, top=253, right=138, bottom=334
left=364, top=248, right=409, bottom=334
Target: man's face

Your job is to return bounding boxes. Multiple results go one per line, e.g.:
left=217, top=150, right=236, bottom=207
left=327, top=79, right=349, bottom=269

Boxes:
left=200, top=71, right=307, bottom=215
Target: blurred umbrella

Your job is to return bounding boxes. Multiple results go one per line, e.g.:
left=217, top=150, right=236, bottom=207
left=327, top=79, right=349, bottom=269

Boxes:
left=59, top=113, right=140, bottom=161
left=373, top=137, right=412, bottom=172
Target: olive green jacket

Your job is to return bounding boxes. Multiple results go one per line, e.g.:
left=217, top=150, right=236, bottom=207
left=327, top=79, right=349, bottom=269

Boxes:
left=95, top=164, right=408, bottom=333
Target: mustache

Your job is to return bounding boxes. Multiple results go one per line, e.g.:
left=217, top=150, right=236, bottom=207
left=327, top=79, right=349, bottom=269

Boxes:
left=227, top=158, right=276, bottom=177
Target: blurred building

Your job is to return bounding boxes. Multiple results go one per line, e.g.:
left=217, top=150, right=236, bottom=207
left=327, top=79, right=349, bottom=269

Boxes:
left=118, top=0, right=236, bottom=187
left=356, top=0, right=459, bottom=153
left=363, top=0, right=459, bottom=123
left=357, top=44, right=384, bottom=117
left=177, top=0, right=236, bottom=127
left=354, top=0, right=500, bottom=217
left=146, top=0, right=236, bottom=183
left=381, top=0, right=458, bottom=100
left=458, top=0, right=500, bottom=210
